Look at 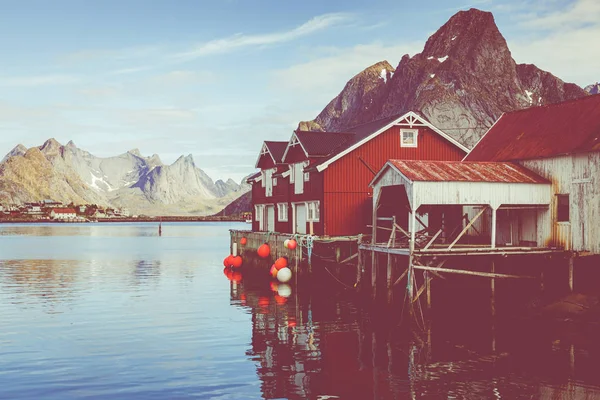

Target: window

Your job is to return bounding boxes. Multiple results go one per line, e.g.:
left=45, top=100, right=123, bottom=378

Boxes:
left=307, top=201, right=320, bottom=222
left=557, top=194, right=569, bottom=222
left=277, top=203, right=288, bottom=222
left=303, top=160, right=310, bottom=182
left=273, top=177, right=277, bottom=186
left=254, top=204, right=264, bottom=222
left=400, top=129, right=418, bottom=148
left=260, top=170, right=266, bottom=187
left=289, top=165, right=295, bottom=183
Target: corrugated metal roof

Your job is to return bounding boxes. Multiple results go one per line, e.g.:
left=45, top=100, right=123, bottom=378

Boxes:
left=294, top=131, right=354, bottom=157
left=264, top=141, right=288, bottom=163
left=388, top=160, right=550, bottom=183
left=467, top=94, right=600, bottom=161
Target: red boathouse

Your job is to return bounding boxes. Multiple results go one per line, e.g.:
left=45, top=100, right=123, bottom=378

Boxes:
left=249, top=111, right=468, bottom=236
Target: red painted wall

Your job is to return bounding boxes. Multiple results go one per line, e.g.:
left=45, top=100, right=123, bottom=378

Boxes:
left=323, top=125, right=466, bottom=236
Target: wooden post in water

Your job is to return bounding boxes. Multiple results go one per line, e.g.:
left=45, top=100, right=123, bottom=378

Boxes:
left=387, top=216, right=396, bottom=303
left=426, top=271, right=431, bottom=310
left=491, top=258, right=496, bottom=353
left=568, top=254, right=574, bottom=292
left=491, top=259, right=496, bottom=318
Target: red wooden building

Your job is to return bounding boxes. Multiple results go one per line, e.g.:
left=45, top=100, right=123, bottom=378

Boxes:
left=249, top=111, right=468, bottom=236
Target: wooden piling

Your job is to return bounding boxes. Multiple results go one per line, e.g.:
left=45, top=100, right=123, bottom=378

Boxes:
left=387, top=253, right=393, bottom=303
left=426, top=271, right=431, bottom=310
left=568, top=255, right=574, bottom=292
left=491, top=259, right=496, bottom=318
left=356, top=234, right=363, bottom=287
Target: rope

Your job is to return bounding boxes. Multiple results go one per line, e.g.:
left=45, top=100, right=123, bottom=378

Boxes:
left=322, top=265, right=355, bottom=289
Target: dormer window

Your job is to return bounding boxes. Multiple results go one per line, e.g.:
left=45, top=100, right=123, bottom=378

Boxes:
left=400, top=129, right=418, bottom=148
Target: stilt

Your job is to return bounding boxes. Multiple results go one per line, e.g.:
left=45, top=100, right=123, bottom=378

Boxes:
left=372, top=252, right=377, bottom=300
left=426, top=271, right=431, bottom=310
left=491, top=259, right=496, bottom=318
left=387, top=253, right=393, bottom=303
left=568, top=255, right=574, bottom=292
left=407, top=210, right=416, bottom=315
left=491, top=259, right=496, bottom=353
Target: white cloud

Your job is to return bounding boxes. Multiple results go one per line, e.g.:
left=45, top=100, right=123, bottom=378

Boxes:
left=0, top=74, right=80, bottom=87
left=271, top=42, right=421, bottom=104
left=521, top=0, right=600, bottom=29
left=171, top=12, right=353, bottom=61
left=506, top=0, right=600, bottom=86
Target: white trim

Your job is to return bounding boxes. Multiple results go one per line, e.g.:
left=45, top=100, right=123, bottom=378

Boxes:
left=400, top=128, right=418, bottom=148
left=306, top=200, right=320, bottom=222
left=368, top=161, right=414, bottom=187
left=282, top=170, right=291, bottom=178
left=281, top=132, right=309, bottom=163
left=277, top=202, right=288, bottom=222
left=316, top=111, right=469, bottom=172
left=254, top=142, right=277, bottom=168
left=463, top=114, right=504, bottom=161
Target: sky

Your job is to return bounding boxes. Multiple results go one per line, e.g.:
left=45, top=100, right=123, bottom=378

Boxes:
left=0, top=0, right=598, bottom=182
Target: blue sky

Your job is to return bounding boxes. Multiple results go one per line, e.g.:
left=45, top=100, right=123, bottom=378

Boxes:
left=0, top=0, right=597, bottom=182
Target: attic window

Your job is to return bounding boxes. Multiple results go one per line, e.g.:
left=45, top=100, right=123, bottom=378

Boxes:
left=400, top=129, right=418, bottom=148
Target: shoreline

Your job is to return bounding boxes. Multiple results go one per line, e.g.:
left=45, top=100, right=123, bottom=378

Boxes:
left=0, top=217, right=249, bottom=224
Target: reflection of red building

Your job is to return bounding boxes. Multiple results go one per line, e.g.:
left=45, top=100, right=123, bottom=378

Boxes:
left=249, top=112, right=468, bottom=236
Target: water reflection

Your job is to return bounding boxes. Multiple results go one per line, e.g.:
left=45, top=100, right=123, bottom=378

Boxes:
left=228, top=273, right=600, bottom=399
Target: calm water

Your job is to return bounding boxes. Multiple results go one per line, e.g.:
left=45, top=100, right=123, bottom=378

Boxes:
left=0, top=222, right=599, bottom=399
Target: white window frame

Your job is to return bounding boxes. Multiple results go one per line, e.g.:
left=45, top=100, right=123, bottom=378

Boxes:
left=289, top=165, right=295, bottom=184
left=400, top=128, right=418, bottom=148
left=303, top=160, right=310, bottom=182
left=260, top=170, right=266, bottom=187
left=307, top=201, right=320, bottom=222
left=273, top=177, right=278, bottom=186
left=254, top=204, right=264, bottom=222
left=277, top=203, right=288, bottom=222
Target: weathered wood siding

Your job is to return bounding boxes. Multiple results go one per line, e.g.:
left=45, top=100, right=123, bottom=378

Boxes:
left=520, top=152, right=600, bottom=253
left=324, top=125, right=466, bottom=236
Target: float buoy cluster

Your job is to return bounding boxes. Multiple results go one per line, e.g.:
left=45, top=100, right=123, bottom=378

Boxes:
left=223, top=254, right=243, bottom=268
left=269, top=256, right=292, bottom=283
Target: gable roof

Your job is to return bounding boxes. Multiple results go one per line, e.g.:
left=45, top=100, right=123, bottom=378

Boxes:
left=293, top=131, right=355, bottom=157
left=466, top=94, right=600, bottom=161
left=255, top=140, right=288, bottom=168
left=314, top=111, right=469, bottom=172
left=370, top=160, right=549, bottom=187
left=264, top=141, right=288, bottom=163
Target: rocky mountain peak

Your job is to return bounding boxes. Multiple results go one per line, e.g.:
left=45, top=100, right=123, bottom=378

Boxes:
left=128, top=148, right=142, bottom=157
left=1, top=144, right=28, bottom=163
left=65, top=140, right=77, bottom=149
left=40, top=138, right=63, bottom=153
left=298, top=60, right=395, bottom=132
left=298, top=8, right=588, bottom=149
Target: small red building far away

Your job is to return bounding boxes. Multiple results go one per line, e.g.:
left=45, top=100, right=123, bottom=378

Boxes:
left=249, top=111, right=469, bottom=237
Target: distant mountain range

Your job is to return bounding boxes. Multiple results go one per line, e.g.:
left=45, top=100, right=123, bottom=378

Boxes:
left=0, top=139, right=250, bottom=216
left=298, top=8, right=589, bottom=149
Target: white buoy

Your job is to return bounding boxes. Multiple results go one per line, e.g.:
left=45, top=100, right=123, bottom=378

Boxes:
left=277, top=283, right=291, bottom=298
left=277, top=267, right=292, bottom=283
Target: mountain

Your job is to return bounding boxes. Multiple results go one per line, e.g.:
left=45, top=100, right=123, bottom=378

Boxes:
left=299, top=8, right=588, bottom=148
left=214, top=191, right=252, bottom=217
left=0, top=139, right=249, bottom=215
left=585, top=83, right=599, bottom=95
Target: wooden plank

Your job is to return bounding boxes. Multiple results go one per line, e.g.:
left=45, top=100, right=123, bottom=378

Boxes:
left=359, top=244, right=410, bottom=255
left=394, top=223, right=410, bottom=239
left=448, top=206, right=487, bottom=249
left=393, top=268, right=409, bottom=287
left=340, top=252, right=358, bottom=264
left=412, top=275, right=433, bottom=303
left=423, top=228, right=442, bottom=250
left=412, top=264, right=536, bottom=279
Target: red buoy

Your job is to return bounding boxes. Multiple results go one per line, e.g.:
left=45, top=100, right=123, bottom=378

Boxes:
left=223, top=255, right=234, bottom=267
left=274, top=257, right=288, bottom=270
left=257, top=243, right=271, bottom=258
left=287, top=239, right=297, bottom=250
left=240, top=237, right=247, bottom=245
left=270, top=264, right=278, bottom=278
left=231, top=255, right=243, bottom=268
